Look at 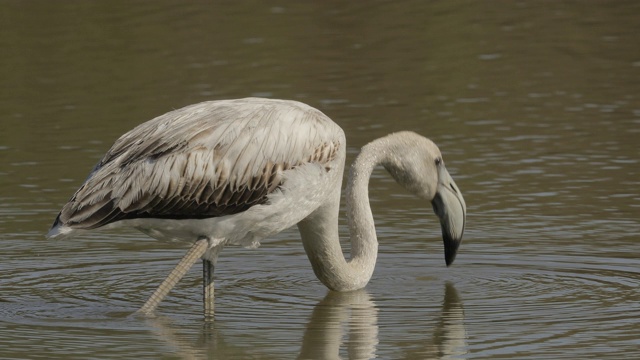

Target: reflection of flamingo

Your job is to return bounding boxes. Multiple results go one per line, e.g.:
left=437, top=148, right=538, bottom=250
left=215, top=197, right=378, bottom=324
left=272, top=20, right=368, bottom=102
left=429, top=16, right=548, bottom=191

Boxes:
left=47, top=98, right=466, bottom=315
left=299, top=284, right=468, bottom=360
left=298, top=290, right=378, bottom=360
left=434, top=283, right=468, bottom=358
left=404, top=283, right=468, bottom=359
left=147, top=285, right=468, bottom=359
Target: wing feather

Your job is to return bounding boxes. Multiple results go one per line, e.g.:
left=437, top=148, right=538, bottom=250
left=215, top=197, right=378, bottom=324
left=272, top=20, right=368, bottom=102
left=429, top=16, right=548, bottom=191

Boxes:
left=53, top=98, right=344, bottom=231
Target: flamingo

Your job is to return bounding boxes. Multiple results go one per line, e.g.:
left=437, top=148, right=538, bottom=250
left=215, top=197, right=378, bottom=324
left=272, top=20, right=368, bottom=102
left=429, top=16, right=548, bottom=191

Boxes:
left=47, top=98, right=466, bottom=316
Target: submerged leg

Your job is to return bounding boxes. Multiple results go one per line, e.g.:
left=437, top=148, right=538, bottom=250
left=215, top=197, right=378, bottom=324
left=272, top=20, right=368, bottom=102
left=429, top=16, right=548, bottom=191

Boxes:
left=203, top=259, right=214, bottom=318
left=202, top=244, right=222, bottom=319
left=137, top=238, right=209, bottom=316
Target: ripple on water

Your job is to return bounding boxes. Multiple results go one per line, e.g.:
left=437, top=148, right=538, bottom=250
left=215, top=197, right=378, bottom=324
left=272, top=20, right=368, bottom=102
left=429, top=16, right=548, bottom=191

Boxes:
left=1, top=223, right=639, bottom=359
left=446, top=251, right=640, bottom=357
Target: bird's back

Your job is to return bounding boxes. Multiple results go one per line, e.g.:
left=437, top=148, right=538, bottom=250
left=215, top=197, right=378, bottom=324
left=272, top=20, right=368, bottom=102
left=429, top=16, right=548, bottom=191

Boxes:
left=48, top=98, right=345, bottom=240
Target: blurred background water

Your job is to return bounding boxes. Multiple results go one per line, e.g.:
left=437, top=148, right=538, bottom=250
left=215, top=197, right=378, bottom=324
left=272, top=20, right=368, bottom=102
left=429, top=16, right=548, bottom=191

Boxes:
left=1, top=1, right=639, bottom=359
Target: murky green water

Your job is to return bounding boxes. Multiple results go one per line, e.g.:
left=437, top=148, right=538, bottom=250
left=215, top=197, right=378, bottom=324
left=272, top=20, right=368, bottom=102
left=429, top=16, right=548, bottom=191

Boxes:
left=1, top=1, right=639, bottom=359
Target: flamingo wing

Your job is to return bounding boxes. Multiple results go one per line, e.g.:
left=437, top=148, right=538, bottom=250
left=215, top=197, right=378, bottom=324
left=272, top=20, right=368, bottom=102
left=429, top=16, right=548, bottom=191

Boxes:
left=50, top=98, right=343, bottom=233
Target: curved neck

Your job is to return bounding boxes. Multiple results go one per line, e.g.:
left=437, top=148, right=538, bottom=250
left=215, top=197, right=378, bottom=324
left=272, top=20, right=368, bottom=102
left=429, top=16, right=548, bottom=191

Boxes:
left=297, top=139, right=388, bottom=291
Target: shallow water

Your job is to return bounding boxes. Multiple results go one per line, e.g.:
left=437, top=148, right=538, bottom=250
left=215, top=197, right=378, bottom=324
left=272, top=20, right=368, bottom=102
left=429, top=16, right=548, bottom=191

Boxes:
left=1, top=1, right=639, bottom=359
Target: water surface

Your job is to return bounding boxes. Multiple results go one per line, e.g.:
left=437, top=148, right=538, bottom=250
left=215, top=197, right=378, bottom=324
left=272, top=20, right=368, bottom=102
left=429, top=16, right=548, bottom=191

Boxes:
left=1, top=1, right=639, bottom=359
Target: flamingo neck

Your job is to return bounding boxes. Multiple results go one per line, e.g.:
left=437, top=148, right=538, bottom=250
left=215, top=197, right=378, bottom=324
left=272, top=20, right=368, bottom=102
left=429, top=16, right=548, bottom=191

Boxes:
left=298, top=139, right=387, bottom=291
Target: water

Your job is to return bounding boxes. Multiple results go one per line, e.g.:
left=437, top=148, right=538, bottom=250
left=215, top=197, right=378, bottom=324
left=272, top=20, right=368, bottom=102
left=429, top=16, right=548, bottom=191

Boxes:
left=1, top=1, right=639, bottom=359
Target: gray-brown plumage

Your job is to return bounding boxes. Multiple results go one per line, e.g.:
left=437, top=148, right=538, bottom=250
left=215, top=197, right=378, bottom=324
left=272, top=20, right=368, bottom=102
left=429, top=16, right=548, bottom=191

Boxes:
left=51, top=98, right=341, bottom=234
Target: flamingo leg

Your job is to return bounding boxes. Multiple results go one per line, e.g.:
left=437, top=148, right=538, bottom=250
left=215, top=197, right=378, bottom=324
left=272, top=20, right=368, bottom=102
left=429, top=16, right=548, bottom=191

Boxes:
left=203, top=258, right=215, bottom=318
left=137, top=238, right=209, bottom=316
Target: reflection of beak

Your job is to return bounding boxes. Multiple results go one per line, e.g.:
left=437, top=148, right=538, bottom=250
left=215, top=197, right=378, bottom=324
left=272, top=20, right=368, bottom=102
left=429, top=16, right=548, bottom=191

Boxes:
left=431, top=165, right=466, bottom=266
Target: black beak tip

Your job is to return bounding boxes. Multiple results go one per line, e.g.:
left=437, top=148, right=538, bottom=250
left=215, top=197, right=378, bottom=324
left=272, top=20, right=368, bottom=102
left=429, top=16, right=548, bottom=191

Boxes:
left=444, top=236, right=461, bottom=267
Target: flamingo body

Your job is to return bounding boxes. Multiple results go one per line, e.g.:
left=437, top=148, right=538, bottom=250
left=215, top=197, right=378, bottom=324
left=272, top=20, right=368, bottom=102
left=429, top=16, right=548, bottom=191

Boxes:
left=47, top=98, right=466, bottom=315
left=48, top=98, right=345, bottom=251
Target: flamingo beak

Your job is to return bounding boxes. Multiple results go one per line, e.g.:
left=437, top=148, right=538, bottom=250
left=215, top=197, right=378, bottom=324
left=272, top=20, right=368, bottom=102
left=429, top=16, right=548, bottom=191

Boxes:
left=431, top=166, right=466, bottom=266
